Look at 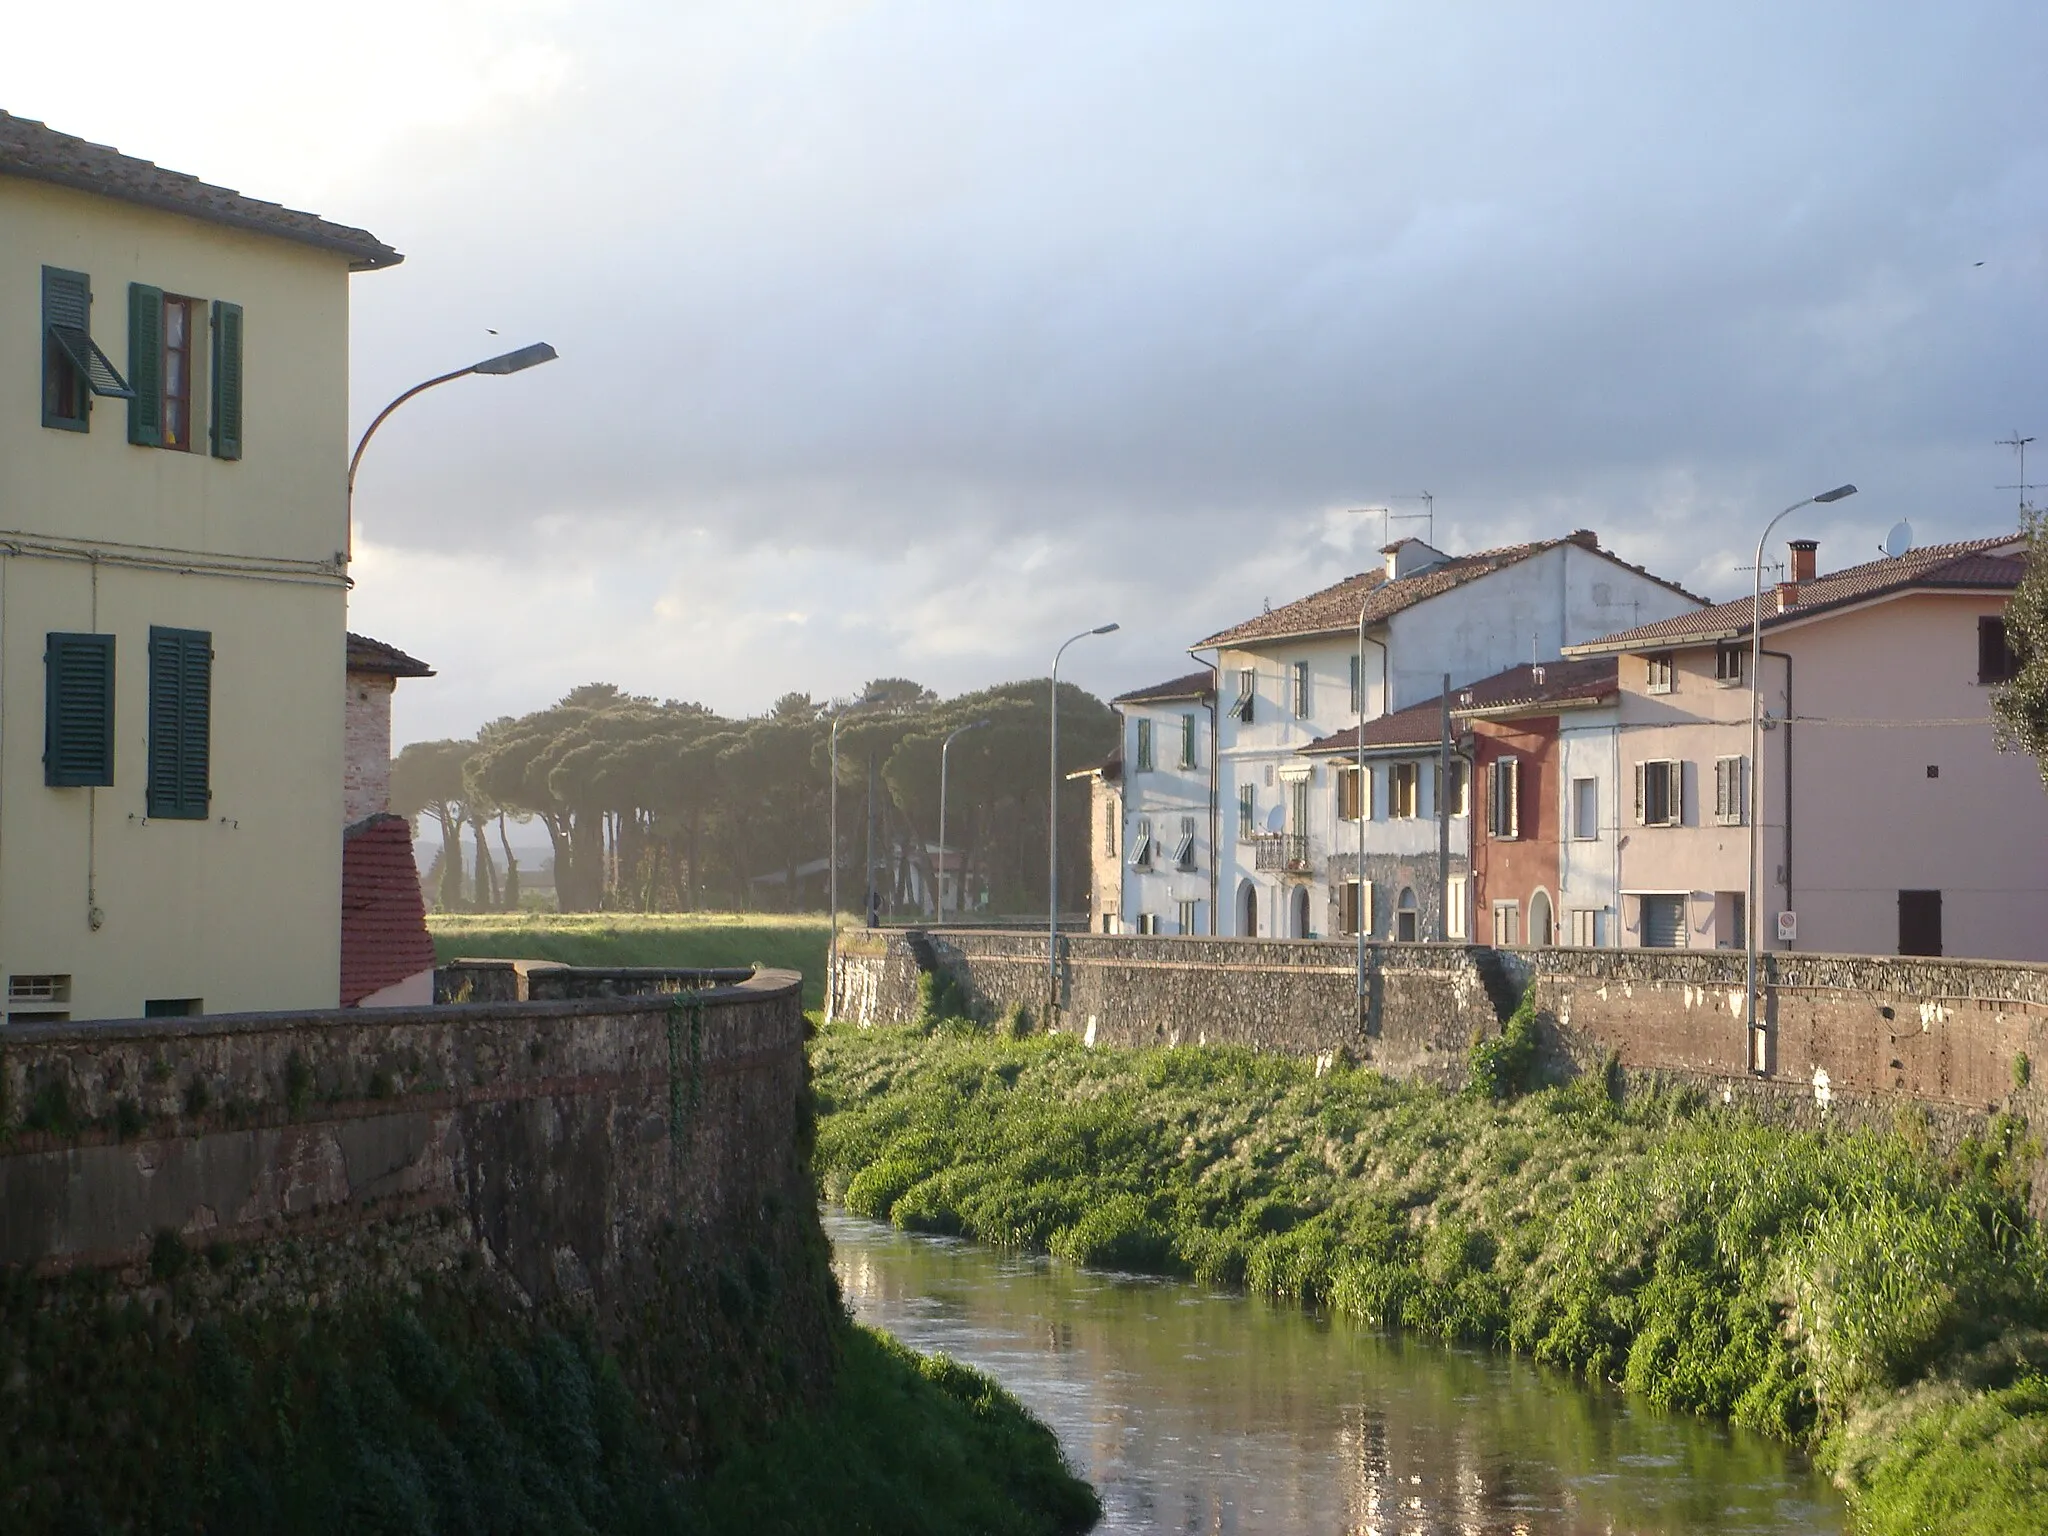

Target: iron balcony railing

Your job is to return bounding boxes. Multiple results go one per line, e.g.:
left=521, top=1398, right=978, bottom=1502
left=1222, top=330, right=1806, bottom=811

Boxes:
left=1252, top=833, right=1309, bottom=873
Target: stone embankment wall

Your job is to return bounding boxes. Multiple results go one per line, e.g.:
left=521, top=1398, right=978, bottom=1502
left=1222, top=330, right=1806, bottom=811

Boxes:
left=0, top=965, right=834, bottom=1436
left=835, top=929, right=2048, bottom=1123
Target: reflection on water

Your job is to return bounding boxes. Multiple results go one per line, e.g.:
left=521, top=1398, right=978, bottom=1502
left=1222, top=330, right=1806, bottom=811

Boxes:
left=827, top=1208, right=1843, bottom=1536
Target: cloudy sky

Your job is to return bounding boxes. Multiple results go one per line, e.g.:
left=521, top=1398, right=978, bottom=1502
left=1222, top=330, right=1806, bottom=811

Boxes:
left=9, top=2, right=2046, bottom=745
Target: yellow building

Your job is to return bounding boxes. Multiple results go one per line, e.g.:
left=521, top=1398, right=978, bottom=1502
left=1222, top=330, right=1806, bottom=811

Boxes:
left=0, top=112, right=400, bottom=1021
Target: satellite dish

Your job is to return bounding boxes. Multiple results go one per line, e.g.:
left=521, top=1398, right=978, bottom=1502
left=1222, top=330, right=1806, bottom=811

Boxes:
left=1883, top=520, right=1913, bottom=559
left=1265, top=805, right=1285, bottom=834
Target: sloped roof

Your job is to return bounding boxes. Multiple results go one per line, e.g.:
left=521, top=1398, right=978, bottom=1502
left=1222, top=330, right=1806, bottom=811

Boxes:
left=1195, top=534, right=1701, bottom=650
left=1113, top=668, right=1215, bottom=705
left=1564, top=537, right=2025, bottom=655
left=1302, top=697, right=1452, bottom=755
left=1301, top=657, right=1619, bottom=755
left=346, top=633, right=435, bottom=678
left=341, top=815, right=438, bottom=1006
left=1, top=111, right=402, bottom=271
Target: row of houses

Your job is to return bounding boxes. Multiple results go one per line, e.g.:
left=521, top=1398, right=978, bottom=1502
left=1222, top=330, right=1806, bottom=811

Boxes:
left=1084, top=527, right=2047, bottom=960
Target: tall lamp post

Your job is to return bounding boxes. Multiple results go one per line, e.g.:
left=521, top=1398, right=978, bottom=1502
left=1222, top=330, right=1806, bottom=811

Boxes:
left=1049, top=623, right=1119, bottom=1014
left=1746, top=483, right=1857, bottom=1067
left=938, top=720, right=990, bottom=926
left=1355, top=599, right=1388, bottom=1011
left=824, top=696, right=877, bottom=1023
left=346, top=342, right=559, bottom=558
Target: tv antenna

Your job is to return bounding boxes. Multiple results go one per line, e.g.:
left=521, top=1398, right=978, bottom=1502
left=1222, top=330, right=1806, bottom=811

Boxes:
left=1351, top=492, right=1435, bottom=549
left=1997, top=432, right=2037, bottom=516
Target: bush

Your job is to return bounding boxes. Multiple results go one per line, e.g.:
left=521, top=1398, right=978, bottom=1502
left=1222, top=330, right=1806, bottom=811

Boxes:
left=1465, top=992, right=1540, bottom=1100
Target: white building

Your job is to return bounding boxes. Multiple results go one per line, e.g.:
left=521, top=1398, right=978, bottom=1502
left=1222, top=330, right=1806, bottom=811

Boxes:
left=1190, top=532, right=1703, bottom=938
left=1105, top=669, right=1215, bottom=934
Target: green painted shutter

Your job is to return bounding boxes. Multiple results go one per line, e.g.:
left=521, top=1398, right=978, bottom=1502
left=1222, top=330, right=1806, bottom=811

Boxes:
left=42, top=267, right=92, bottom=430
left=147, top=627, right=212, bottom=818
left=210, top=301, right=243, bottom=460
left=128, top=284, right=164, bottom=446
left=43, top=633, right=116, bottom=787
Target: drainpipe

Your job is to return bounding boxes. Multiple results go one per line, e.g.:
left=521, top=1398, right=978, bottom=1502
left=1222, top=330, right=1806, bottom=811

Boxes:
left=1207, top=685, right=1219, bottom=932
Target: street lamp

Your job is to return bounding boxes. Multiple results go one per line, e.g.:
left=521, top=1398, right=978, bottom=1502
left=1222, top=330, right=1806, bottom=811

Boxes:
left=1049, top=623, right=1119, bottom=1015
left=1356, top=598, right=1389, bottom=1010
left=345, top=342, right=559, bottom=558
left=822, top=695, right=879, bottom=1023
left=938, top=721, right=991, bottom=926
left=1746, top=482, right=1856, bottom=1068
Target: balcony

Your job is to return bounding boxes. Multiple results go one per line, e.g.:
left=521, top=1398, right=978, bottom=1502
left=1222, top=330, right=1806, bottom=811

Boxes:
left=1252, top=833, right=1310, bottom=875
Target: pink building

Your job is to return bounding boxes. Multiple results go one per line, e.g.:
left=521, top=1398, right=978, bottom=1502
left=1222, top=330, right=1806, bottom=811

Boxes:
left=1565, top=534, right=2044, bottom=959
left=342, top=634, right=437, bottom=1005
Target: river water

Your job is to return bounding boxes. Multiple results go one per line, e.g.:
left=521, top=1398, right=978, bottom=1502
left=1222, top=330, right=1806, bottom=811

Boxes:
left=827, top=1209, right=1845, bottom=1535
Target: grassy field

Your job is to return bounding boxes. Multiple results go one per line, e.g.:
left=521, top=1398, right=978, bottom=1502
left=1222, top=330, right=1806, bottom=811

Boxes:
left=428, top=912, right=832, bottom=1010
left=810, top=1002, right=2048, bottom=1535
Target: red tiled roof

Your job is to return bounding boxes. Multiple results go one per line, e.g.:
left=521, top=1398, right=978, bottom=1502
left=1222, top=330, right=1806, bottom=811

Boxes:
left=341, top=815, right=437, bottom=1006
left=1, top=111, right=402, bottom=271
left=1301, top=657, right=1619, bottom=754
left=1195, top=535, right=1702, bottom=650
left=1302, top=697, right=1453, bottom=755
left=1113, top=667, right=1215, bottom=704
left=1564, top=536, right=2025, bottom=655
left=347, top=632, right=435, bottom=678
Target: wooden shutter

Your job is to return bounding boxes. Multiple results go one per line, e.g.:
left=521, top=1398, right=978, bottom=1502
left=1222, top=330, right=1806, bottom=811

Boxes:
left=128, top=284, right=164, bottom=446
left=44, top=633, right=115, bottom=787
left=1665, top=760, right=1683, bottom=826
left=1633, top=762, right=1647, bottom=825
left=148, top=627, right=212, bottom=818
left=210, top=301, right=244, bottom=460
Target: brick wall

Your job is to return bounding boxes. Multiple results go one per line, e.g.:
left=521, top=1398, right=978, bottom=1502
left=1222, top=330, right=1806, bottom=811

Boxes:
left=344, top=671, right=395, bottom=824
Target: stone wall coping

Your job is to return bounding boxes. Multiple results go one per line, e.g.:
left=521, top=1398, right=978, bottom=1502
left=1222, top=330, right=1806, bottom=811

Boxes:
left=0, top=966, right=803, bottom=1048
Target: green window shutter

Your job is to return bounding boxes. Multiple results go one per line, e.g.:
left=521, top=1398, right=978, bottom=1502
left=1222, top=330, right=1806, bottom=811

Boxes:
left=147, top=627, right=212, bottom=819
left=128, top=284, right=164, bottom=447
left=210, top=301, right=244, bottom=460
left=42, top=267, right=93, bottom=431
left=44, top=633, right=116, bottom=787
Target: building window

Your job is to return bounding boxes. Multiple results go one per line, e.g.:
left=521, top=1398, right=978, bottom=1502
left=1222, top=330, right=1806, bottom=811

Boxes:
left=1129, top=817, right=1153, bottom=869
left=146, top=627, right=212, bottom=820
left=1489, top=757, right=1520, bottom=839
left=44, top=633, right=116, bottom=787
left=1135, top=718, right=1154, bottom=771
left=1338, top=879, right=1371, bottom=937
left=1179, top=713, right=1198, bottom=769
left=1571, top=777, right=1598, bottom=840
left=1980, top=616, right=2019, bottom=685
left=1395, top=887, right=1419, bottom=943
left=43, top=266, right=133, bottom=432
left=1635, top=759, right=1682, bottom=827
left=1899, top=889, right=1942, bottom=957
left=1177, top=898, right=1198, bottom=934
left=127, top=287, right=201, bottom=449
left=1646, top=652, right=1675, bottom=694
left=1446, top=758, right=1469, bottom=816
left=1292, top=660, right=1310, bottom=718
left=144, top=998, right=202, bottom=1017
left=1238, top=784, right=1256, bottom=841
left=162, top=296, right=197, bottom=448
left=1175, top=816, right=1198, bottom=871
left=1446, top=875, right=1468, bottom=939
left=1230, top=668, right=1255, bottom=721
left=1715, top=644, right=1746, bottom=684
left=1491, top=900, right=1520, bottom=947
left=6, top=973, right=72, bottom=1024
left=1134, top=913, right=1160, bottom=935
left=1103, top=798, right=1116, bottom=856
left=1713, top=756, right=1747, bottom=825
left=1390, top=762, right=1419, bottom=819
left=1336, top=763, right=1365, bottom=821
left=1639, top=894, right=1687, bottom=948
left=1570, top=907, right=1604, bottom=947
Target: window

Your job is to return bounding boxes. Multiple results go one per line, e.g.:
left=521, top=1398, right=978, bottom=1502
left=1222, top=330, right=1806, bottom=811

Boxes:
left=1230, top=668, right=1255, bottom=721
left=146, top=627, right=212, bottom=819
left=1336, top=764, right=1364, bottom=821
left=1899, top=889, right=1942, bottom=957
left=7, top=974, right=71, bottom=1024
left=1646, top=652, right=1675, bottom=694
left=1179, top=713, right=1198, bottom=769
left=1446, top=758, right=1469, bottom=816
left=44, top=633, right=115, bottom=787
left=1349, top=652, right=1362, bottom=712
left=1395, top=887, right=1419, bottom=943
left=1572, top=777, right=1598, bottom=840
left=1390, top=762, right=1419, bottom=819
left=1570, top=908, right=1604, bottom=947
left=1639, top=894, right=1687, bottom=948
left=1288, top=777, right=1310, bottom=835
left=43, top=266, right=133, bottom=432
left=1174, top=816, right=1198, bottom=871
left=127, top=287, right=201, bottom=449
left=1102, top=799, right=1116, bottom=856
left=1129, top=817, right=1153, bottom=869
left=1635, top=759, right=1682, bottom=827
left=1713, top=756, right=1747, bottom=825
left=1980, top=616, right=2019, bottom=685
left=1718, top=891, right=1746, bottom=949
left=1292, top=660, right=1310, bottom=718
left=1177, top=899, right=1198, bottom=934
left=144, top=998, right=201, bottom=1017
left=1135, top=718, right=1154, bottom=771
left=1715, top=644, right=1746, bottom=684
left=210, top=300, right=244, bottom=460
left=1446, top=875, right=1467, bottom=939
left=1338, top=879, right=1372, bottom=937
left=1134, top=912, right=1160, bottom=935
left=1491, top=901, right=1520, bottom=947
left=1237, top=784, right=1256, bottom=841
left=1489, top=757, right=1520, bottom=839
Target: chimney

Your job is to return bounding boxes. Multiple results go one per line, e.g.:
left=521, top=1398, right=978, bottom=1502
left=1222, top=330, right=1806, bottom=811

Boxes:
left=1776, top=580, right=1800, bottom=613
left=1567, top=529, right=1600, bottom=551
left=1788, top=538, right=1818, bottom=584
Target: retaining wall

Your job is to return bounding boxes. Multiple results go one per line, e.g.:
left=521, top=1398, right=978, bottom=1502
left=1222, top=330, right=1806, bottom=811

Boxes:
left=835, top=930, right=2048, bottom=1122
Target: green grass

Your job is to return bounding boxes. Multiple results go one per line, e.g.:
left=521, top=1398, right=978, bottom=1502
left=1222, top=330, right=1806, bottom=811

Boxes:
left=429, top=913, right=832, bottom=1011
left=809, top=1011, right=2048, bottom=1535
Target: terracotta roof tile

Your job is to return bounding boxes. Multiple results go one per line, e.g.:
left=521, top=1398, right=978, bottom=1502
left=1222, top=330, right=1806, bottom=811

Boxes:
left=1302, top=657, right=1619, bottom=754
left=1113, top=667, right=1215, bottom=704
left=1565, top=537, right=2025, bottom=654
left=1, top=111, right=401, bottom=271
left=1302, top=697, right=1453, bottom=754
left=347, top=633, right=435, bottom=678
left=341, top=815, right=437, bottom=1006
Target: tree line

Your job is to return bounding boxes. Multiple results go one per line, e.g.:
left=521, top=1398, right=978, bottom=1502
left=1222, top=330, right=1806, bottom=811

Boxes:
left=389, top=676, right=1118, bottom=914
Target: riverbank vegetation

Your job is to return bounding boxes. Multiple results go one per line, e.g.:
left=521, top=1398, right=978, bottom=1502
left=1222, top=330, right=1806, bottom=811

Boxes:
left=810, top=1008, right=2048, bottom=1534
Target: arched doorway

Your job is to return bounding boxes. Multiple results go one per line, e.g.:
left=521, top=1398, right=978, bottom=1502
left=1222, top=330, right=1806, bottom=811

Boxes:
left=1395, top=886, right=1419, bottom=942
left=1240, top=880, right=1259, bottom=937
left=1290, top=886, right=1311, bottom=939
left=1527, top=888, right=1554, bottom=947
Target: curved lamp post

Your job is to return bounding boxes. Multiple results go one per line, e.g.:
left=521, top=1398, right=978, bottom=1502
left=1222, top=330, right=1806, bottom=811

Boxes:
left=938, top=720, right=990, bottom=926
left=346, top=342, right=559, bottom=558
left=1746, top=483, right=1856, bottom=1067
left=1049, top=623, right=1119, bottom=1013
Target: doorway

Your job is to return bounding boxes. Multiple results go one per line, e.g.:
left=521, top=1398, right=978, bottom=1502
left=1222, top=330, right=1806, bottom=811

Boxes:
left=1395, top=887, right=1419, bottom=942
left=1527, top=889, right=1553, bottom=947
left=1240, top=881, right=1259, bottom=938
left=1290, top=886, right=1311, bottom=939
left=1899, top=890, right=1942, bottom=957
